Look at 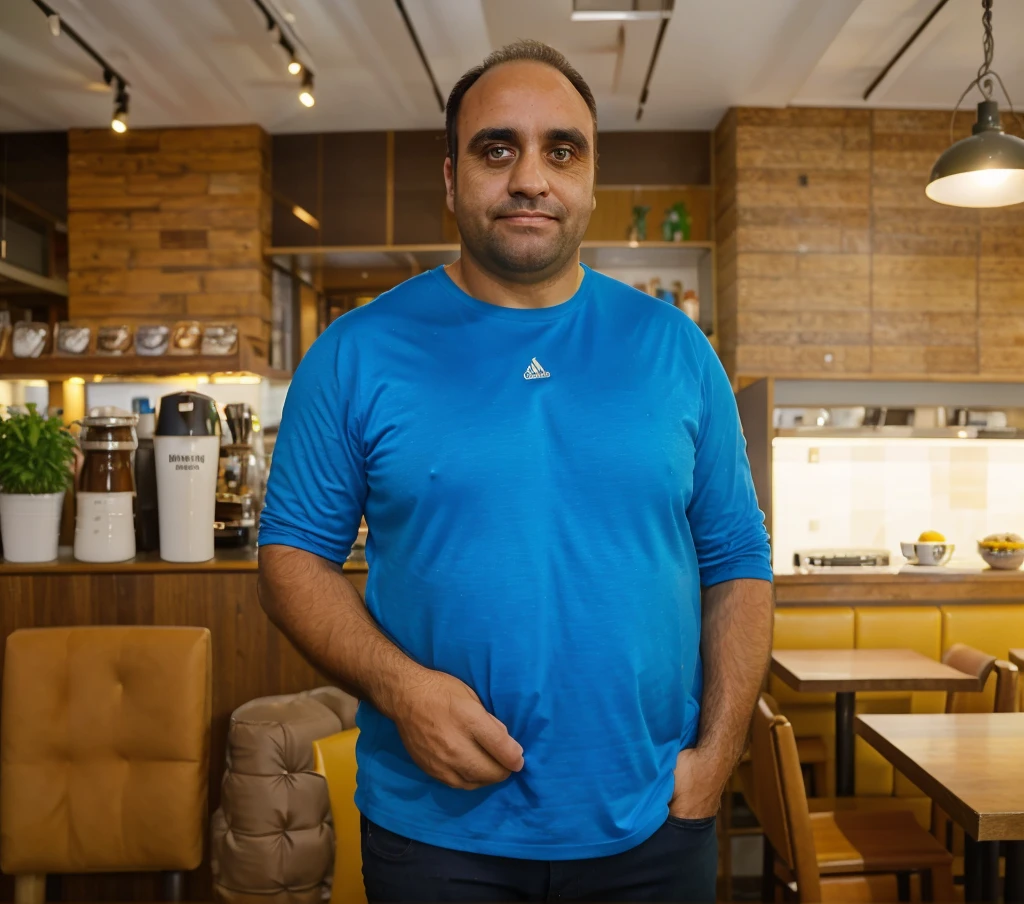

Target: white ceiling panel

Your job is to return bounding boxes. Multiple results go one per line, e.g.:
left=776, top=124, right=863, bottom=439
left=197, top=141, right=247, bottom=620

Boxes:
left=0, top=0, right=1022, bottom=134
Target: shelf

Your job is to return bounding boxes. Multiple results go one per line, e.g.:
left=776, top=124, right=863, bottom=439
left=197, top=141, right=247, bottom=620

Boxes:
left=268, top=240, right=713, bottom=272
left=0, top=260, right=68, bottom=297
left=0, top=349, right=291, bottom=382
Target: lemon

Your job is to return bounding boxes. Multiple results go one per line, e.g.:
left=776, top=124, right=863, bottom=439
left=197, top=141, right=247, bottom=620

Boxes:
left=919, top=530, right=946, bottom=542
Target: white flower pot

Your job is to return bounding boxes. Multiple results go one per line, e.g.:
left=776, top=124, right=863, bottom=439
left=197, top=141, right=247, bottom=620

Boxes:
left=0, top=492, right=65, bottom=563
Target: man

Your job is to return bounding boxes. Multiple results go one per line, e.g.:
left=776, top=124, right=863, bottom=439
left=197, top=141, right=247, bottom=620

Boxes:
left=259, top=39, right=773, bottom=904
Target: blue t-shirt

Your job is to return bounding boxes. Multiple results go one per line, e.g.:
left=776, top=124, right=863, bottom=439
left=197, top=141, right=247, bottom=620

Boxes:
left=260, top=264, right=771, bottom=860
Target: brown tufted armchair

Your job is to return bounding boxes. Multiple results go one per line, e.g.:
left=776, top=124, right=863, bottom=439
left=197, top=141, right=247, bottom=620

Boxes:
left=210, top=686, right=358, bottom=904
left=0, top=626, right=212, bottom=904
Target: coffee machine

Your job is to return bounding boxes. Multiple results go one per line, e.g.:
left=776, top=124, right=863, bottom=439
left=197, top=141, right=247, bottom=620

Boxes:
left=215, top=403, right=265, bottom=547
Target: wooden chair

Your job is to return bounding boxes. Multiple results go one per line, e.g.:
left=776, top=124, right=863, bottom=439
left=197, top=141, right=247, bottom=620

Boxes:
left=751, top=694, right=955, bottom=903
left=942, top=644, right=1019, bottom=715
left=721, top=737, right=828, bottom=901
left=933, top=645, right=1018, bottom=868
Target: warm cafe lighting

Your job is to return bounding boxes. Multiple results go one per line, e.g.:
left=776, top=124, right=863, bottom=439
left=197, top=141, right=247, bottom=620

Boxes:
left=926, top=0, right=1024, bottom=208
left=299, top=71, right=315, bottom=107
left=291, top=204, right=320, bottom=229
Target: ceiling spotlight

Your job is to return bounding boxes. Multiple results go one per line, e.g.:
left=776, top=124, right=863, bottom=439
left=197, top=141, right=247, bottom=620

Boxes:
left=288, top=56, right=302, bottom=75
left=47, top=13, right=60, bottom=36
left=111, top=89, right=129, bottom=133
left=299, top=71, right=315, bottom=107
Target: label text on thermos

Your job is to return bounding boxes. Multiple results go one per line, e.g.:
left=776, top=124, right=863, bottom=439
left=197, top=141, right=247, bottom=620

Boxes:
left=168, top=453, right=206, bottom=471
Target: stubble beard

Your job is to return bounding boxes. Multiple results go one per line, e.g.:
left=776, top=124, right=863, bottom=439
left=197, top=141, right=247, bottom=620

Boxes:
left=454, top=196, right=590, bottom=283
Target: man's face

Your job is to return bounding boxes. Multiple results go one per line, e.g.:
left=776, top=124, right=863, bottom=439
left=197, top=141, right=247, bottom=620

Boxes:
left=445, top=61, right=596, bottom=283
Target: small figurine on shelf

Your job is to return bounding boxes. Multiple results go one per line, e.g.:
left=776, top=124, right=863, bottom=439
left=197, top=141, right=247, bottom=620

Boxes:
left=661, top=202, right=692, bottom=242
left=629, top=205, right=651, bottom=242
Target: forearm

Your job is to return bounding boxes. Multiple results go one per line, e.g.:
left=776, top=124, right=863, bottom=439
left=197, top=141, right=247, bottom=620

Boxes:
left=695, top=577, right=774, bottom=783
left=257, top=544, right=427, bottom=719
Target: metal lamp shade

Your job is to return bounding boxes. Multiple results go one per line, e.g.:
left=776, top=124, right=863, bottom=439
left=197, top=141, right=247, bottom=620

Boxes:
left=926, top=102, right=1024, bottom=208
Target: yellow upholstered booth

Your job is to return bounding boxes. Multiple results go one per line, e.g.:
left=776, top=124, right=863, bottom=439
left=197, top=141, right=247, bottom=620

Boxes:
left=0, top=626, right=212, bottom=903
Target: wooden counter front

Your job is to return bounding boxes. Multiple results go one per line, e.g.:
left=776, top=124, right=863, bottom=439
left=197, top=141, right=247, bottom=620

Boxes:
left=775, top=569, right=1024, bottom=606
left=0, top=549, right=367, bottom=902
left=0, top=546, right=369, bottom=574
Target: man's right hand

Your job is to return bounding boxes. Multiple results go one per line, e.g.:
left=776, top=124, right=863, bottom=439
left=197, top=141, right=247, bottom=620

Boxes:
left=388, top=669, right=525, bottom=790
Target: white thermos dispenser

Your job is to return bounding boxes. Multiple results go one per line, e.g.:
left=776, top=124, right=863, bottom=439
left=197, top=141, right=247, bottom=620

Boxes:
left=154, top=390, right=221, bottom=562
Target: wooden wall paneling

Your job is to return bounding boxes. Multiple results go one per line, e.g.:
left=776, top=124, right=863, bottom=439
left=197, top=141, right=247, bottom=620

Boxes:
left=67, top=126, right=274, bottom=366
left=714, top=110, right=738, bottom=379
left=736, top=377, right=774, bottom=541
left=585, top=186, right=711, bottom=242
left=320, top=132, right=388, bottom=246
left=869, top=110, right=981, bottom=376
left=725, top=108, right=873, bottom=378
left=392, top=131, right=448, bottom=245
left=0, top=132, right=69, bottom=222
left=718, top=105, right=1024, bottom=381
left=271, top=134, right=320, bottom=247
left=978, top=203, right=1024, bottom=373
left=596, top=131, right=711, bottom=185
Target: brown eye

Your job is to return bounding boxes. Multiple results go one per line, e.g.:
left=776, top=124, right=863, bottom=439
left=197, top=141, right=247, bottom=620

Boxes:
left=552, top=147, right=573, bottom=162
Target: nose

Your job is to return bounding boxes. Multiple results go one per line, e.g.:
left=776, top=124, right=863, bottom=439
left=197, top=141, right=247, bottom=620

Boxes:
left=507, top=146, right=549, bottom=199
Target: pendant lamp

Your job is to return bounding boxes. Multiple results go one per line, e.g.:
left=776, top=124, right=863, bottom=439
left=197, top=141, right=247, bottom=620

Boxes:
left=925, top=0, right=1024, bottom=208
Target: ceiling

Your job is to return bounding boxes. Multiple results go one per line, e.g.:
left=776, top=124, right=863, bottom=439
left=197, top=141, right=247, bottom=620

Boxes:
left=0, top=0, right=1022, bottom=134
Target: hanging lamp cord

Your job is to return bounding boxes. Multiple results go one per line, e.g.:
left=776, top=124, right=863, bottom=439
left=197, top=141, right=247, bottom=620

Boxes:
left=949, top=0, right=1024, bottom=142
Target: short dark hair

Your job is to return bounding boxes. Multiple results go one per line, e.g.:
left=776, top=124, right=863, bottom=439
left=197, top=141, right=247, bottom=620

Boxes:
left=445, top=40, right=598, bottom=174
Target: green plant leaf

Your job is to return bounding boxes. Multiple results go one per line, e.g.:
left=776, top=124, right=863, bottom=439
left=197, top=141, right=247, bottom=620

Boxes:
left=0, top=405, right=77, bottom=495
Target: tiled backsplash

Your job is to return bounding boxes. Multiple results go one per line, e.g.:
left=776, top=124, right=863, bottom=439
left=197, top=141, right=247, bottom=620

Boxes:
left=771, top=438, right=1024, bottom=571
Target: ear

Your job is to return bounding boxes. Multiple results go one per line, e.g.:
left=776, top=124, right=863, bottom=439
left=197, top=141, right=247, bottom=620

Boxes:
left=444, top=157, right=456, bottom=214
left=592, top=194, right=597, bottom=211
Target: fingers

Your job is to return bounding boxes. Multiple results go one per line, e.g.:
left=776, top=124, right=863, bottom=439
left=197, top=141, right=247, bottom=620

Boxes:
left=470, top=712, right=525, bottom=773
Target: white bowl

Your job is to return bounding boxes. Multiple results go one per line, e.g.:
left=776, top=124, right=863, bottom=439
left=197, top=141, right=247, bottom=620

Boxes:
left=900, top=541, right=955, bottom=566
left=977, top=545, right=1024, bottom=570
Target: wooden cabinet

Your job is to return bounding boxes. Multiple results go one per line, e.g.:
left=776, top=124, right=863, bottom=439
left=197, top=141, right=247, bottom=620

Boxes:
left=715, top=107, right=1024, bottom=383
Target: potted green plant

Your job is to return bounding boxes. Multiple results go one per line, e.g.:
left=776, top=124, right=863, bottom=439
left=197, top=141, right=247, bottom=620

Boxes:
left=0, top=403, right=77, bottom=562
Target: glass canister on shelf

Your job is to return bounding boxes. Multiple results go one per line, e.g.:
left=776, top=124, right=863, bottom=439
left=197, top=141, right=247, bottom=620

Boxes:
left=74, top=412, right=139, bottom=563
left=680, top=289, right=700, bottom=323
left=55, top=321, right=92, bottom=355
left=12, top=321, right=49, bottom=358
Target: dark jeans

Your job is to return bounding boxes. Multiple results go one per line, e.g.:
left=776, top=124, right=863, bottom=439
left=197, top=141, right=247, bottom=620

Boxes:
left=361, top=814, right=718, bottom=903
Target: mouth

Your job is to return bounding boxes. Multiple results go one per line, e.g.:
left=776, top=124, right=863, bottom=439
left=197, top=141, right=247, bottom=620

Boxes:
left=497, top=212, right=557, bottom=226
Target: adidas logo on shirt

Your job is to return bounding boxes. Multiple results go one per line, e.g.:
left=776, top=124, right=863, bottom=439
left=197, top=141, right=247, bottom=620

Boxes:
left=523, top=357, right=551, bottom=380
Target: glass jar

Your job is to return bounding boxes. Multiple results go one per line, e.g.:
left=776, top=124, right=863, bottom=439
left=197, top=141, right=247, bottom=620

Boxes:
left=78, top=415, right=139, bottom=493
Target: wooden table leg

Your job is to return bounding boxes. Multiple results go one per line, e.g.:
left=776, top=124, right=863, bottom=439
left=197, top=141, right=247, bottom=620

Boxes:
left=1005, top=841, right=1024, bottom=904
left=964, top=834, right=999, bottom=902
left=835, top=691, right=856, bottom=797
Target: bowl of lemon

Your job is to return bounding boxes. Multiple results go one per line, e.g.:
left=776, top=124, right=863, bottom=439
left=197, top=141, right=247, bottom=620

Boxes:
left=978, top=533, right=1024, bottom=570
left=901, top=531, right=955, bottom=566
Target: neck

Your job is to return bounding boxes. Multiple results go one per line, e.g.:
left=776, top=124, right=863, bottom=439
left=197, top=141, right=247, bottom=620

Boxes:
left=446, top=246, right=583, bottom=310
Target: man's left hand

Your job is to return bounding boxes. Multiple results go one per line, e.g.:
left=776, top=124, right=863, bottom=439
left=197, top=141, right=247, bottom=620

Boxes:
left=668, top=747, right=728, bottom=820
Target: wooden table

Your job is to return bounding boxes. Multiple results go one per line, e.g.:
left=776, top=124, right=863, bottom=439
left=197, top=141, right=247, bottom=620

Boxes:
left=1010, top=649, right=1024, bottom=672
left=771, top=649, right=981, bottom=796
left=857, top=713, right=1024, bottom=903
